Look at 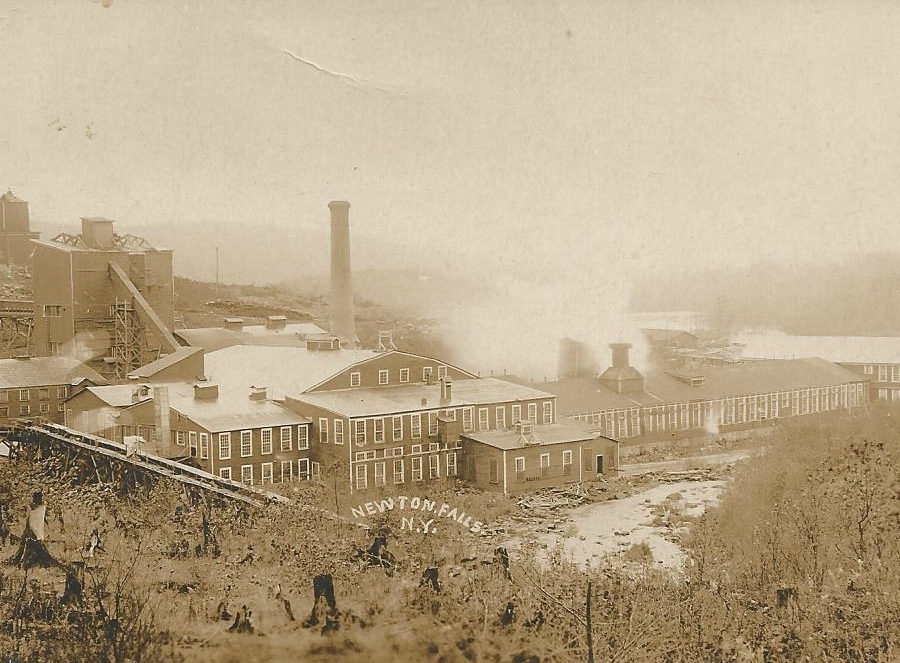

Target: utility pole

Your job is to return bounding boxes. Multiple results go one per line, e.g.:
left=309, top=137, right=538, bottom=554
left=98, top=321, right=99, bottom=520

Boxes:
left=215, top=246, right=220, bottom=300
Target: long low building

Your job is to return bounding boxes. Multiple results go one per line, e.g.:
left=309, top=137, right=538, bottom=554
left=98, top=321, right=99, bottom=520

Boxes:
left=520, top=344, right=869, bottom=441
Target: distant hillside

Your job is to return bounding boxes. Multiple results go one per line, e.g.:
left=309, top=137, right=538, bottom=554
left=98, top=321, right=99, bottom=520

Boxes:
left=630, top=251, right=900, bottom=336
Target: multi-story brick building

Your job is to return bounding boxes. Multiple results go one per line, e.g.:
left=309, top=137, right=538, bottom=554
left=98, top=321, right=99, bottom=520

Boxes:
left=527, top=344, right=869, bottom=442
left=0, top=356, right=105, bottom=423
left=64, top=380, right=312, bottom=483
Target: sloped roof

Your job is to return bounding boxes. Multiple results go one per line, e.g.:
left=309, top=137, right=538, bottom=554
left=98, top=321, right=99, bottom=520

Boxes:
left=735, top=330, right=900, bottom=365
left=128, top=347, right=204, bottom=379
left=80, top=382, right=310, bottom=432
left=535, top=357, right=867, bottom=415
left=463, top=421, right=613, bottom=450
left=643, top=328, right=697, bottom=343
left=0, top=357, right=107, bottom=390
left=203, top=345, right=379, bottom=400
left=292, top=377, right=554, bottom=418
left=175, top=323, right=328, bottom=352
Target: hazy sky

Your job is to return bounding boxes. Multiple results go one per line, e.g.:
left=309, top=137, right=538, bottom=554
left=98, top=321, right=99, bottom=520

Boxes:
left=3, top=1, right=900, bottom=373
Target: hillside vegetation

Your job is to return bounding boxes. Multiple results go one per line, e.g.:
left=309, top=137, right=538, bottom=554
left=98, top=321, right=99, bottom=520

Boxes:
left=0, top=407, right=898, bottom=662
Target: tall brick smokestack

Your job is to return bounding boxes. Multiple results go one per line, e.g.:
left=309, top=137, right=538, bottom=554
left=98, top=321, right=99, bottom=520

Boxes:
left=328, top=200, right=359, bottom=348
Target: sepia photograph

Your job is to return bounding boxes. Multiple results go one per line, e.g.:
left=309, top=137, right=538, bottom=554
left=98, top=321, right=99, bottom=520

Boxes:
left=1, top=1, right=899, bottom=661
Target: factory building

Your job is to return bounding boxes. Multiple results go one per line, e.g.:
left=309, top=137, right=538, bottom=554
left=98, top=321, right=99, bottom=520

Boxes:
left=460, top=420, right=619, bottom=495
left=64, top=380, right=312, bottom=482
left=0, top=190, right=40, bottom=266
left=525, top=343, right=869, bottom=442
left=0, top=356, right=106, bottom=424
left=31, top=217, right=178, bottom=379
left=175, top=317, right=327, bottom=353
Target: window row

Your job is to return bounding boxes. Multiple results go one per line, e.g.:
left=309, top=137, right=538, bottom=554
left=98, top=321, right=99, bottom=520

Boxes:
left=319, top=401, right=555, bottom=446
left=214, top=425, right=309, bottom=461
left=580, top=384, right=864, bottom=438
left=350, top=365, right=450, bottom=388
left=219, top=458, right=320, bottom=484
left=0, top=387, right=68, bottom=403
left=353, top=452, right=457, bottom=489
left=0, top=402, right=66, bottom=417
left=873, top=365, right=900, bottom=382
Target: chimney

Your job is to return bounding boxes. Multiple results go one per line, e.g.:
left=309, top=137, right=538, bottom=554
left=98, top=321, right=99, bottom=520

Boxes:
left=153, top=386, right=170, bottom=454
left=194, top=382, right=219, bottom=400
left=610, top=343, right=632, bottom=369
left=249, top=385, right=267, bottom=401
left=81, top=217, right=115, bottom=250
left=440, top=377, right=453, bottom=404
left=598, top=343, right=645, bottom=395
left=328, top=200, right=359, bottom=348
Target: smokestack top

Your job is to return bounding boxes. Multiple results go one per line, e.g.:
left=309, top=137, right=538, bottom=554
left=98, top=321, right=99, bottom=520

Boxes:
left=328, top=200, right=351, bottom=210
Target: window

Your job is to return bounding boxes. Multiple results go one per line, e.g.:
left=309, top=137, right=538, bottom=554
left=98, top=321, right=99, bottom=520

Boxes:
left=18, top=389, right=29, bottom=402
left=261, top=462, right=273, bottom=485
left=38, top=388, right=49, bottom=401
left=353, top=420, right=366, bottom=445
left=219, top=468, right=232, bottom=480
left=543, top=401, right=553, bottom=424
left=864, top=365, right=874, bottom=375
left=0, top=392, right=7, bottom=404
left=429, top=454, right=439, bottom=478
left=399, top=368, right=409, bottom=383
left=48, top=342, right=61, bottom=357
left=410, top=413, right=421, bottom=439
left=442, top=408, right=456, bottom=421
left=241, top=465, right=254, bottom=485
left=280, top=426, right=292, bottom=450
left=199, top=433, right=208, bottom=460
left=298, top=458, right=310, bottom=480
left=428, top=442, right=440, bottom=452
left=387, top=446, right=402, bottom=457
left=356, top=451, right=376, bottom=461
left=57, top=403, right=65, bottom=413
left=310, top=461, right=320, bottom=480
left=176, top=431, right=186, bottom=446
left=437, top=366, right=448, bottom=379
left=456, top=407, right=470, bottom=431
left=261, top=429, right=273, bottom=455
left=350, top=371, right=361, bottom=387
left=446, top=452, right=457, bottom=477
left=355, top=463, right=368, bottom=490
left=240, top=430, right=252, bottom=457
left=392, top=416, right=403, bottom=442
left=411, top=444, right=422, bottom=454
left=512, top=404, right=522, bottom=423
left=378, top=370, right=389, bottom=385
left=892, top=366, right=900, bottom=383
left=489, top=458, right=499, bottom=484
left=411, top=456, right=423, bottom=481
left=318, top=418, right=329, bottom=444
left=39, top=403, right=50, bottom=414
left=334, top=419, right=344, bottom=445
left=374, top=418, right=384, bottom=443
left=879, top=366, right=888, bottom=381
left=281, top=460, right=294, bottom=482
left=428, top=412, right=438, bottom=436
left=297, top=425, right=309, bottom=450
left=540, top=453, right=550, bottom=477
left=515, top=456, right=525, bottom=481
left=423, top=366, right=433, bottom=382
left=495, top=406, right=506, bottom=429
left=374, top=462, right=386, bottom=486
left=43, top=305, right=62, bottom=317
left=478, top=408, right=489, bottom=431
left=218, top=432, right=231, bottom=460
left=57, top=386, right=67, bottom=399
left=528, top=403, right=538, bottom=424
left=393, top=459, right=405, bottom=484
left=562, top=449, right=573, bottom=475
